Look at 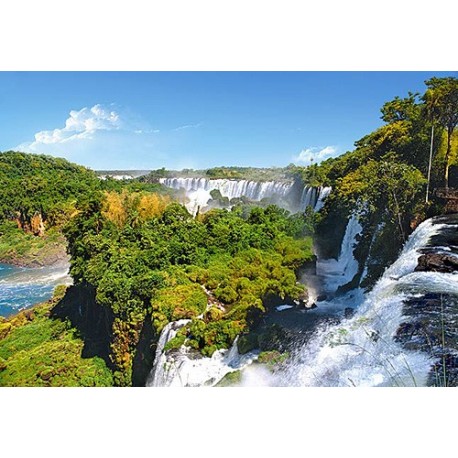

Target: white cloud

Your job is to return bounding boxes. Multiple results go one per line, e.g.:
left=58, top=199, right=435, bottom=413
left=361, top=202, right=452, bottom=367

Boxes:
left=25, top=104, right=121, bottom=147
left=15, top=104, right=165, bottom=169
left=293, top=146, right=338, bottom=164
left=173, top=122, right=202, bottom=131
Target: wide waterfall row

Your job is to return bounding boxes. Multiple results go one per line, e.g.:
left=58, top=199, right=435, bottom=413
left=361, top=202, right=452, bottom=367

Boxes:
left=159, top=177, right=331, bottom=214
left=160, top=177, right=294, bottom=201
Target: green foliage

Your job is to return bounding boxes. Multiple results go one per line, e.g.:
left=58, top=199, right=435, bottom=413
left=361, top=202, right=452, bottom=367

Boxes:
left=257, top=350, right=290, bottom=368
left=64, top=198, right=314, bottom=378
left=140, top=166, right=297, bottom=183
left=214, top=370, right=242, bottom=387
left=301, top=77, right=458, bottom=289
left=423, top=77, right=458, bottom=186
left=0, top=151, right=100, bottom=226
left=152, top=284, right=208, bottom=332
left=0, top=293, right=113, bottom=387
left=0, top=220, right=66, bottom=266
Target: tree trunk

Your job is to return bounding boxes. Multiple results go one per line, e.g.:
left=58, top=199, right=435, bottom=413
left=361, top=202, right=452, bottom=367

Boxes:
left=444, top=127, right=453, bottom=189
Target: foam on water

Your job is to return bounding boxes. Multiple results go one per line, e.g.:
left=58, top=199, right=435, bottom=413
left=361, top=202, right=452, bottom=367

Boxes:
left=316, top=213, right=363, bottom=293
left=279, top=218, right=450, bottom=387
left=0, top=263, right=72, bottom=317
left=147, top=320, right=259, bottom=387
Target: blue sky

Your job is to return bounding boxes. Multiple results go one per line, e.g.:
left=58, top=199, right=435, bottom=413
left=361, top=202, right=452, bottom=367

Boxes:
left=0, top=71, right=456, bottom=170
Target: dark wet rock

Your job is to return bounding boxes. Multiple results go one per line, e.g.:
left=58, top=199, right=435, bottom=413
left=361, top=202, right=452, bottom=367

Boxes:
left=415, top=253, right=458, bottom=273
left=428, top=354, right=458, bottom=387
left=396, top=292, right=458, bottom=386
left=344, top=307, right=355, bottom=319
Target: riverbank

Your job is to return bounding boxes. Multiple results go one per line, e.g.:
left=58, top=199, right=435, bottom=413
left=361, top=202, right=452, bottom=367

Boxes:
left=0, top=225, right=68, bottom=267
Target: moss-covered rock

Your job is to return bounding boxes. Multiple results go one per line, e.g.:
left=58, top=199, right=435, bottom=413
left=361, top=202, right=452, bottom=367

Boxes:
left=215, top=370, right=242, bottom=387
left=237, top=333, right=259, bottom=355
left=257, top=350, right=289, bottom=369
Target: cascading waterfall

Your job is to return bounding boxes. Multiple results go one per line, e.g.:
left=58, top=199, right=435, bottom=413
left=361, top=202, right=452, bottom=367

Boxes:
left=159, top=177, right=332, bottom=214
left=146, top=320, right=259, bottom=387
left=279, top=217, right=452, bottom=387
left=316, top=213, right=363, bottom=294
left=159, top=177, right=295, bottom=214
left=145, top=211, right=457, bottom=387
left=314, top=187, right=332, bottom=212
left=298, top=186, right=331, bottom=212
left=159, top=177, right=294, bottom=201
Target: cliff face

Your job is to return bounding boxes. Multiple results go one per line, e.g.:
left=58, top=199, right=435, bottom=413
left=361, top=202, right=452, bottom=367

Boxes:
left=0, top=286, right=114, bottom=387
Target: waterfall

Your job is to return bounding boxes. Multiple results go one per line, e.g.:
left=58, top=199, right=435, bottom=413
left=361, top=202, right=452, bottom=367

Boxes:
left=159, top=177, right=294, bottom=201
left=159, top=177, right=331, bottom=214
left=314, top=186, right=332, bottom=212
left=316, top=213, right=362, bottom=294
left=298, top=186, right=332, bottom=212
left=146, top=319, right=191, bottom=387
left=147, top=320, right=259, bottom=387
left=145, top=214, right=458, bottom=387
left=280, top=217, right=452, bottom=387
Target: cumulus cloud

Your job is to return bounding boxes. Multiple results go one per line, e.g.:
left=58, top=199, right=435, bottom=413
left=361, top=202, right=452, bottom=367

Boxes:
left=25, top=104, right=121, bottom=147
left=293, top=146, right=338, bottom=164
left=15, top=104, right=166, bottom=169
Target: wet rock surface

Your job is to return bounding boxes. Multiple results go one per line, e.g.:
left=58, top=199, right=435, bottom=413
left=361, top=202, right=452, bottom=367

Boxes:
left=415, top=253, right=458, bottom=273
left=397, top=215, right=458, bottom=386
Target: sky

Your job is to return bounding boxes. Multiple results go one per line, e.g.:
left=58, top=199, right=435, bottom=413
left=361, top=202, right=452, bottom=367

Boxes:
left=0, top=71, right=456, bottom=171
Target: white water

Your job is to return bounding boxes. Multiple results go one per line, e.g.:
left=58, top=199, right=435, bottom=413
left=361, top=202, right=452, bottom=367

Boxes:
left=314, top=187, right=332, bottom=212
left=316, top=213, right=363, bottom=293
left=0, top=263, right=72, bottom=317
left=280, top=218, right=449, bottom=387
left=298, top=186, right=331, bottom=212
left=146, top=212, right=455, bottom=387
left=147, top=320, right=259, bottom=387
left=159, top=177, right=331, bottom=214
left=160, top=177, right=294, bottom=211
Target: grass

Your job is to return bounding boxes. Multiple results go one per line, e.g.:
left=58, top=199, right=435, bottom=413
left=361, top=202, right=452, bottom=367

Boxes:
left=0, top=287, right=114, bottom=387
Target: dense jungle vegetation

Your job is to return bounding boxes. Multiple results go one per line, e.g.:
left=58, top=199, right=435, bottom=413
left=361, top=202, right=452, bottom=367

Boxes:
left=0, top=152, right=172, bottom=265
left=64, top=196, right=314, bottom=385
left=298, top=77, right=458, bottom=287
left=0, top=76, right=456, bottom=386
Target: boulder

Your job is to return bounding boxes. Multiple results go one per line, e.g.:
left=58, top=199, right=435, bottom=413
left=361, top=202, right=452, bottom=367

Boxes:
left=415, top=253, right=458, bottom=273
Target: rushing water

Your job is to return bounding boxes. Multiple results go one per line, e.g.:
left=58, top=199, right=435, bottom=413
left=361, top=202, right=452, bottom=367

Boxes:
left=0, top=263, right=72, bottom=317
left=316, top=213, right=362, bottom=294
left=278, top=217, right=453, bottom=387
left=146, top=320, right=259, bottom=387
left=159, top=177, right=331, bottom=214
left=148, top=215, right=458, bottom=387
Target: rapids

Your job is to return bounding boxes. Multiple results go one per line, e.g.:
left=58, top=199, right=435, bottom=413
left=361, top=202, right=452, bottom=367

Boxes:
left=0, top=263, right=72, bottom=317
left=148, top=215, right=458, bottom=387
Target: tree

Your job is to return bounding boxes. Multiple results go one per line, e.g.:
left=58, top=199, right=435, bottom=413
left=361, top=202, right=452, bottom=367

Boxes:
left=424, top=77, right=458, bottom=188
left=380, top=92, right=420, bottom=123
